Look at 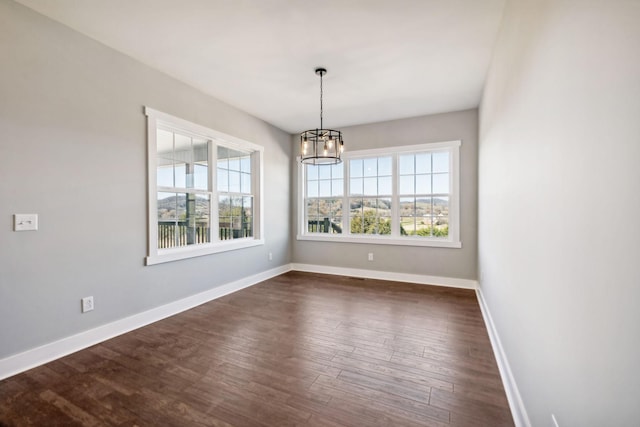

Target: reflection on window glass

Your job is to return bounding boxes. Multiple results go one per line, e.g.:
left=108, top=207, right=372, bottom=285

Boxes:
left=156, top=129, right=209, bottom=190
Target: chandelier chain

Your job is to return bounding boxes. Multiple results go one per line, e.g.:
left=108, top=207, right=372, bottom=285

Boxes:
left=319, top=71, right=323, bottom=130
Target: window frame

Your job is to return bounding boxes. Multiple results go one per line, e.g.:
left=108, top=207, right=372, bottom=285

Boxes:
left=146, top=107, right=264, bottom=265
left=297, top=140, right=462, bottom=248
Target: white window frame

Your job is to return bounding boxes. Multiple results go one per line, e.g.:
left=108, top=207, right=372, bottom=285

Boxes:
left=146, top=107, right=264, bottom=265
left=297, top=140, right=461, bottom=248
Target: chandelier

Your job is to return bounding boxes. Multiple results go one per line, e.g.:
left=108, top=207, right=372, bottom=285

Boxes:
left=300, top=68, right=344, bottom=164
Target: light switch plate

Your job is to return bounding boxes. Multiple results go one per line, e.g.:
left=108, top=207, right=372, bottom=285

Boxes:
left=14, top=214, right=38, bottom=231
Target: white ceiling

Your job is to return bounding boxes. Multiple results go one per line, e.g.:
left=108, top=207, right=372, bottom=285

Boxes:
left=16, top=0, right=505, bottom=133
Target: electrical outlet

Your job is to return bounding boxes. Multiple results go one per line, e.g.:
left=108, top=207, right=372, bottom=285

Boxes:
left=81, top=296, right=94, bottom=313
left=14, top=214, right=38, bottom=231
left=268, top=252, right=273, bottom=261
left=368, top=253, right=374, bottom=261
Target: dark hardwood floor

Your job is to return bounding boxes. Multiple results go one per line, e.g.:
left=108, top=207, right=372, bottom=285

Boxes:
left=0, top=271, right=514, bottom=426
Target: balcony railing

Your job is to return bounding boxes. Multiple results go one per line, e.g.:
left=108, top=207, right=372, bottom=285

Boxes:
left=158, top=220, right=210, bottom=249
left=308, top=218, right=342, bottom=234
left=158, top=220, right=252, bottom=249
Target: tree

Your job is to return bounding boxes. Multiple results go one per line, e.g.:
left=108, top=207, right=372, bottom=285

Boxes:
left=351, top=210, right=391, bottom=235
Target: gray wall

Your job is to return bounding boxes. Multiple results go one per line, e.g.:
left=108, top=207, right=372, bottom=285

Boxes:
left=292, top=109, right=478, bottom=280
left=0, top=1, right=292, bottom=359
left=479, top=1, right=640, bottom=425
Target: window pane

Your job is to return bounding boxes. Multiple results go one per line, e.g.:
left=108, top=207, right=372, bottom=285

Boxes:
left=332, top=179, right=344, bottom=197
left=306, top=198, right=319, bottom=217
left=306, top=199, right=342, bottom=234
left=331, top=163, right=344, bottom=179
left=194, top=163, right=208, bottom=190
left=400, top=197, right=417, bottom=237
left=157, top=192, right=177, bottom=220
left=306, top=164, right=318, bottom=180
left=416, top=197, right=432, bottom=217
left=191, top=140, right=208, bottom=190
left=217, top=168, right=228, bottom=192
left=156, top=192, right=210, bottom=248
left=399, top=175, right=414, bottom=194
left=350, top=159, right=363, bottom=178
left=350, top=197, right=392, bottom=235
left=174, top=162, right=186, bottom=188
left=433, top=152, right=449, bottom=173
left=319, top=180, right=331, bottom=197
left=378, top=156, right=392, bottom=176
left=157, top=129, right=174, bottom=154
left=241, top=172, right=251, bottom=194
left=192, top=194, right=211, bottom=245
left=240, top=156, right=251, bottom=173
left=377, top=197, right=392, bottom=236
left=349, top=198, right=364, bottom=234
left=217, top=146, right=228, bottom=166
left=218, top=195, right=232, bottom=240
left=242, top=196, right=253, bottom=238
left=319, top=165, right=331, bottom=180
left=350, top=178, right=363, bottom=195
left=363, top=158, right=377, bottom=177
left=307, top=180, right=318, bottom=198
left=399, top=154, right=414, bottom=175
left=433, top=196, right=449, bottom=216
left=157, top=165, right=173, bottom=188
left=378, top=176, right=392, bottom=195
left=363, top=177, right=377, bottom=196
left=174, top=133, right=191, bottom=152
left=228, top=156, right=240, bottom=172
left=433, top=173, right=449, bottom=194
left=415, top=153, right=431, bottom=174
left=416, top=174, right=431, bottom=194
left=228, top=171, right=240, bottom=193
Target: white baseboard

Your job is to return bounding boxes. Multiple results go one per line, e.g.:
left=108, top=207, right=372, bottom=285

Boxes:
left=0, top=263, right=481, bottom=383
left=476, top=286, right=531, bottom=427
left=291, top=263, right=478, bottom=289
left=0, top=264, right=291, bottom=381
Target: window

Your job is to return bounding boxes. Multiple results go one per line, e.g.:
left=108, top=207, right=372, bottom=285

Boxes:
left=298, top=141, right=461, bottom=248
left=305, top=163, right=343, bottom=234
left=217, top=146, right=253, bottom=240
left=146, top=108, right=263, bottom=265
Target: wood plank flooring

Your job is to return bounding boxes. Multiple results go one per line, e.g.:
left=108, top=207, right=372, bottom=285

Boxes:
left=0, top=271, right=514, bottom=426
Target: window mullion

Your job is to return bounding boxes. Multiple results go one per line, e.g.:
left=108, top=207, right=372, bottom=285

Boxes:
left=343, top=159, right=350, bottom=236
left=210, top=141, right=219, bottom=242
left=390, top=153, right=400, bottom=238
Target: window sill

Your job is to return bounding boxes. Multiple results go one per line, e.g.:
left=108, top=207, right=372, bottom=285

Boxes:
left=296, top=234, right=461, bottom=248
left=146, top=238, right=264, bottom=265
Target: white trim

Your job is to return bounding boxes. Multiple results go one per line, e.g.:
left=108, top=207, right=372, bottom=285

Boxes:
left=296, top=233, right=462, bottom=248
left=0, top=264, right=291, bottom=381
left=291, top=263, right=477, bottom=289
left=340, top=140, right=461, bottom=158
left=476, top=286, right=531, bottom=427
left=146, top=238, right=264, bottom=265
